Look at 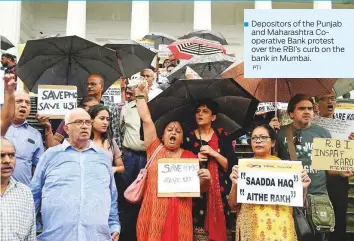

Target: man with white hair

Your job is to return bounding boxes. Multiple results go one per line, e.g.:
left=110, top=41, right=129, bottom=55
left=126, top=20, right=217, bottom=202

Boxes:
left=140, top=69, right=162, bottom=101
left=4, top=90, right=44, bottom=186
left=31, top=108, right=120, bottom=241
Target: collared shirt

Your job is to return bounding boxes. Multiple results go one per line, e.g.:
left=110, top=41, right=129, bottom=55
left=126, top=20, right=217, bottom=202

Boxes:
left=101, top=99, right=121, bottom=149
left=0, top=177, right=36, bottom=241
left=30, top=140, right=120, bottom=241
left=120, top=100, right=145, bottom=151
left=5, top=121, right=45, bottom=186
left=148, top=83, right=163, bottom=101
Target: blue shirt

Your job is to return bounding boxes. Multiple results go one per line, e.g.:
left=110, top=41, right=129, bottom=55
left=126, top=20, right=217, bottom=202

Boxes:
left=5, top=121, right=44, bottom=185
left=30, top=140, right=121, bottom=241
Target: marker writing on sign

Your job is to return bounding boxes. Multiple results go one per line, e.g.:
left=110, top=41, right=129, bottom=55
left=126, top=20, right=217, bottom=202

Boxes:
left=162, top=164, right=198, bottom=173
left=324, top=139, right=351, bottom=150
left=38, top=102, right=76, bottom=111
left=41, top=90, right=78, bottom=100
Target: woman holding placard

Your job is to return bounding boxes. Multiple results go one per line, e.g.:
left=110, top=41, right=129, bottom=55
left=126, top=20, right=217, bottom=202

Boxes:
left=133, top=79, right=211, bottom=241
left=228, top=124, right=311, bottom=241
left=88, top=104, right=125, bottom=174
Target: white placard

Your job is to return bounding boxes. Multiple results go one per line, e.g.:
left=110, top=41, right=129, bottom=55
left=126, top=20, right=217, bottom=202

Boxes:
left=0, top=70, right=4, bottom=104
left=158, top=158, right=200, bottom=197
left=158, top=44, right=171, bottom=58
left=237, top=159, right=303, bottom=207
left=256, top=102, right=288, bottom=113
left=37, top=85, right=77, bottom=118
left=102, top=81, right=121, bottom=104
left=335, top=103, right=354, bottom=121
left=313, top=116, right=354, bottom=140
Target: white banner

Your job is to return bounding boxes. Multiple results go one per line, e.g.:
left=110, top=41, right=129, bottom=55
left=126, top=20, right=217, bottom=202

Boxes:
left=237, top=159, right=303, bottom=207
left=256, top=102, right=288, bottom=113
left=313, top=116, right=354, bottom=140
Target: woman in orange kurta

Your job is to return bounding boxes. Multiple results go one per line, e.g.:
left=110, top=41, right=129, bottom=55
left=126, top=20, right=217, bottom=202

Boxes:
left=228, top=124, right=311, bottom=241
left=133, top=81, right=211, bottom=241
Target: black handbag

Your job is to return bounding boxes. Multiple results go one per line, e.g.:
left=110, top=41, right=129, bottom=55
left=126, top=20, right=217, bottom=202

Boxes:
left=294, top=207, right=313, bottom=239
left=286, top=125, right=314, bottom=238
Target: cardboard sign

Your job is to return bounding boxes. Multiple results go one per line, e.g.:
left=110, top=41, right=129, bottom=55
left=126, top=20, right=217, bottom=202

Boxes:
left=313, top=116, right=354, bottom=140
left=158, top=158, right=200, bottom=197
left=312, top=138, right=354, bottom=171
left=335, top=103, right=354, bottom=121
left=37, top=85, right=77, bottom=118
left=237, top=159, right=303, bottom=207
left=0, top=69, right=4, bottom=104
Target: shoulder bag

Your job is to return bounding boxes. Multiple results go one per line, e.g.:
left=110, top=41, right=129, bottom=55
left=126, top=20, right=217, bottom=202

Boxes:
left=124, top=144, right=163, bottom=203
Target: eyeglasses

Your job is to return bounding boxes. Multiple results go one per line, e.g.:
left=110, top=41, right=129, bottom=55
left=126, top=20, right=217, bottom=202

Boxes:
left=318, top=96, right=336, bottom=102
left=85, top=82, right=100, bottom=87
left=251, top=135, right=271, bottom=142
left=66, top=120, right=93, bottom=126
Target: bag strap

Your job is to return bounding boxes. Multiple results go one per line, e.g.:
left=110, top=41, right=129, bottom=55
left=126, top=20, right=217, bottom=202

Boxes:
left=286, top=124, right=298, bottom=160
left=286, top=124, right=309, bottom=210
left=145, top=144, right=163, bottom=169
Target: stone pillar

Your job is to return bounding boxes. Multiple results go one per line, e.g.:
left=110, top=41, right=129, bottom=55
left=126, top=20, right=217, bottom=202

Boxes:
left=130, top=1, right=150, bottom=40
left=66, top=1, right=86, bottom=38
left=193, top=1, right=211, bottom=30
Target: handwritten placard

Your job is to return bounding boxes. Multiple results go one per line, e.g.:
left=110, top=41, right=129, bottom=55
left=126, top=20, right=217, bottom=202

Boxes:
left=0, top=69, right=4, bottom=104
left=313, top=116, right=354, bottom=140
left=237, top=159, right=303, bottom=207
left=312, top=138, right=354, bottom=171
left=37, top=85, right=77, bottom=118
left=158, top=158, right=200, bottom=197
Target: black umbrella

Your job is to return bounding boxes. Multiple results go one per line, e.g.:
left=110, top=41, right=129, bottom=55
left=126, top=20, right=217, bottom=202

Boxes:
left=167, top=53, right=235, bottom=83
left=179, top=30, right=228, bottom=45
left=0, top=35, right=14, bottom=50
left=147, top=78, right=259, bottom=137
left=143, top=32, right=177, bottom=48
left=17, top=35, right=122, bottom=97
left=104, top=40, right=156, bottom=77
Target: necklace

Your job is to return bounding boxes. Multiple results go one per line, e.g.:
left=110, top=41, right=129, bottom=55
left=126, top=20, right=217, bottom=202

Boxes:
left=167, top=148, right=183, bottom=158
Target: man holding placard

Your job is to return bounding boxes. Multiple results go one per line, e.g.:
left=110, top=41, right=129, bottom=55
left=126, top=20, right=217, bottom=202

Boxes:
left=276, top=94, right=353, bottom=241
left=314, top=92, right=354, bottom=241
left=4, top=91, right=44, bottom=186
left=86, top=74, right=121, bottom=148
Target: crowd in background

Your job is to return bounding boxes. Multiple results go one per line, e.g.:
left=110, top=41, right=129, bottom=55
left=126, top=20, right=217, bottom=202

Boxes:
left=1, top=51, right=354, bottom=241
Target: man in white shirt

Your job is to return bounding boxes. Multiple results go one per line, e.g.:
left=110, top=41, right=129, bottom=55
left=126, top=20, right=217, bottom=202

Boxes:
left=119, top=83, right=147, bottom=241
left=140, top=69, right=162, bottom=101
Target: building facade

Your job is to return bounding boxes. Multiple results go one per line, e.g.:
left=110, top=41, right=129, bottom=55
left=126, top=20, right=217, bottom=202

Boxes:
left=1, top=1, right=354, bottom=58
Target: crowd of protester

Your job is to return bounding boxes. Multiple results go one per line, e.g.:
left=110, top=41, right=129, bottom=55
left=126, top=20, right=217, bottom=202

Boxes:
left=1, top=52, right=354, bottom=241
